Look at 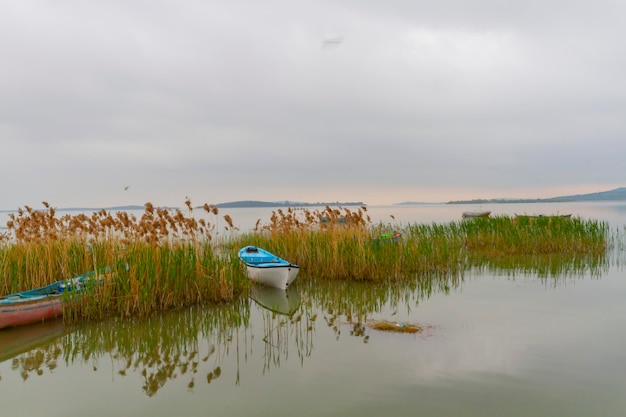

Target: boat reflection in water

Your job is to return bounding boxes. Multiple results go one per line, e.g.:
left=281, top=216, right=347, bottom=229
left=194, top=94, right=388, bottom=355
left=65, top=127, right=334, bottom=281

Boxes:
left=0, top=318, right=66, bottom=364
left=248, top=283, right=314, bottom=372
left=0, top=318, right=67, bottom=381
left=249, top=284, right=301, bottom=317
left=0, top=291, right=314, bottom=396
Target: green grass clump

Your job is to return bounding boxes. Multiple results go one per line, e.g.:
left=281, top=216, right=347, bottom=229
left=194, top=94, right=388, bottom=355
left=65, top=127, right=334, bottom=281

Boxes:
left=229, top=209, right=610, bottom=282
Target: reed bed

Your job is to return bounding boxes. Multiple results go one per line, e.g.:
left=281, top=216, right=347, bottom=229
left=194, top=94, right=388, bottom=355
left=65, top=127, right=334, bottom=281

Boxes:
left=0, top=200, right=247, bottom=323
left=0, top=202, right=611, bottom=324
left=233, top=209, right=610, bottom=282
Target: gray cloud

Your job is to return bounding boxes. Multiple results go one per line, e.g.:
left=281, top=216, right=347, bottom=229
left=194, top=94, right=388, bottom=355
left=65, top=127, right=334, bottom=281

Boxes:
left=1, top=0, right=625, bottom=209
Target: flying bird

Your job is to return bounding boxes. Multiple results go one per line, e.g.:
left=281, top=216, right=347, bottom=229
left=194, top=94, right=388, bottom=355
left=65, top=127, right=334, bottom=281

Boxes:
left=124, top=186, right=129, bottom=191
left=322, top=37, right=344, bottom=47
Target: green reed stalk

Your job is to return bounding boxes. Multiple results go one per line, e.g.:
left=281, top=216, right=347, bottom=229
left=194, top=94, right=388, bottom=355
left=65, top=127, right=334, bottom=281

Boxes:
left=230, top=215, right=609, bottom=283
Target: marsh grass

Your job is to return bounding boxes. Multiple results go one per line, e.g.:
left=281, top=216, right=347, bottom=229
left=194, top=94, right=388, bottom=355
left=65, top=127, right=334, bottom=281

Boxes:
left=235, top=210, right=609, bottom=283
left=0, top=201, right=247, bottom=323
left=0, top=202, right=611, bottom=324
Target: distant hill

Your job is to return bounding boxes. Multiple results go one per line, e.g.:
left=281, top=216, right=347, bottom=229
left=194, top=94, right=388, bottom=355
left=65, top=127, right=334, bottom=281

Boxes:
left=446, top=187, right=626, bottom=205
left=541, top=187, right=626, bottom=202
left=0, top=201, right=365, bottom=213
left=213, top=200, right=366, bottom=208
left=5, top=188, right=624, bottom=213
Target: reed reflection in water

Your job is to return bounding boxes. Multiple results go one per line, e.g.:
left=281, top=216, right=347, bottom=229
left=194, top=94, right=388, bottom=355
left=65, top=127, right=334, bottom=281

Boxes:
left=0, top=318, right=66, bottom=381
left=0, top=247, right=622, bottom=417
left=0, top=266, right=465, bottom=391
left=1, top=298, right=250, bottom=395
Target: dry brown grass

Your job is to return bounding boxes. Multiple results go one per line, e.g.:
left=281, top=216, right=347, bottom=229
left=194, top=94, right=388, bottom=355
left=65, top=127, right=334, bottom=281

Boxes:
left=251, top=205, right=370, bottom=234
left=0, top=202, right=371, bottom=245
left=0, top=200, right=240, bottom=245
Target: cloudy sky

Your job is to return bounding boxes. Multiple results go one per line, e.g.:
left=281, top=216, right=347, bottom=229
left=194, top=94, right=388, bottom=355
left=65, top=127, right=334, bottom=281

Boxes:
left=1, top=0, right=624, bottom=209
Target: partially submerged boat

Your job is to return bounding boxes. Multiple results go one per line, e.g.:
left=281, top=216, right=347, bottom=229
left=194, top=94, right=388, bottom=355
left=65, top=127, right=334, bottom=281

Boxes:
left=462, top=210, right=491, bottom=219
left=238, top=246, right=299, bottom=290
left=515, top=213, right=572, bottom=219
left=0, top=267, right=110, bottom=330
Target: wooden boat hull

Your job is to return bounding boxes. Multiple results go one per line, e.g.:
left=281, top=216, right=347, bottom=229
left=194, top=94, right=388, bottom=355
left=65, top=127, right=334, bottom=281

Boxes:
left=0, top=296, right=63, bottom=330
left=515, top=213, right=572, bottom=219
left=238, top=246, right=300, bottom=290
left=0, top=266, right=113, bottom=330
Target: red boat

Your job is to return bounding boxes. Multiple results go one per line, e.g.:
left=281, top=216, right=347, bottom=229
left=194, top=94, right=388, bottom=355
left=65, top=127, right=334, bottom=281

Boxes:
left=0, top=267, right=110, bottom=330
left=0, top=289, right=63, bottom=330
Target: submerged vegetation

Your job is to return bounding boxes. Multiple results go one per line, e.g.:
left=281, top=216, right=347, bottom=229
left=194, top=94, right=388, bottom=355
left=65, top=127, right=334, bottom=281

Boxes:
left=367, top=320, right=424, bottom=334
left=0, top=201, right=612, bottom=324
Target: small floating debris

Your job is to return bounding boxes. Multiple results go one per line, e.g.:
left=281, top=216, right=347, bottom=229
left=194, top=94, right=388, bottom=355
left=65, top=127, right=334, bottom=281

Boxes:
left=367, top=320, right=423, bottom=334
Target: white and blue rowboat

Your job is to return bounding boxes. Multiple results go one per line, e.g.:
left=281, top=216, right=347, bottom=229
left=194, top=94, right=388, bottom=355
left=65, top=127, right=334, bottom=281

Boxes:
left=238, top=246, right=299, bottom=290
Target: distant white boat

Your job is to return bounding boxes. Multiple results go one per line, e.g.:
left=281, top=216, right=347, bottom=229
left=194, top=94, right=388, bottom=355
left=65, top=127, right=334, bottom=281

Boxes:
left=514, top=213, right=572, bottom=219
left=238, top=246, right=299, bottom=290
left=461, top=210, right=491, bottom=219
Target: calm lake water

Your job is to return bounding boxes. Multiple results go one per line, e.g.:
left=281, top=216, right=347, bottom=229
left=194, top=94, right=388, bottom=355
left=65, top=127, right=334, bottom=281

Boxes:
left=2, top=202, right=626, bottom=417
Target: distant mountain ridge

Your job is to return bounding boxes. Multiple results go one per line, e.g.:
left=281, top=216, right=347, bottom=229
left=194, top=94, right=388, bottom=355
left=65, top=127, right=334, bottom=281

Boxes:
left=213, top=200, right=365, bottom=208
left=445, top=187, right=626, bottom=205
left=3, top=189, right=624, bottom=213
left=0, top=201, right=365, bottom=213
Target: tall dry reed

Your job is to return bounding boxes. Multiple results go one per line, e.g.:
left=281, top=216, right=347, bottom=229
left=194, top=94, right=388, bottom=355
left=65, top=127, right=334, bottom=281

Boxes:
left=0, top=202, right=611, bottom=324
left=0, top=201, right=247, bottom=323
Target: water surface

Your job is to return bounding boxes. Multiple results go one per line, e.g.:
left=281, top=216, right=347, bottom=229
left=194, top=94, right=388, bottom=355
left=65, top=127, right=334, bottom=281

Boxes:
left=1, top=202, right=626, bottom=416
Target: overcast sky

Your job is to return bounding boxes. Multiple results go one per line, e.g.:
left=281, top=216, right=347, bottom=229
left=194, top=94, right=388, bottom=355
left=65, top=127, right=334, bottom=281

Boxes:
left=1, top=0, right=625, bottom=209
